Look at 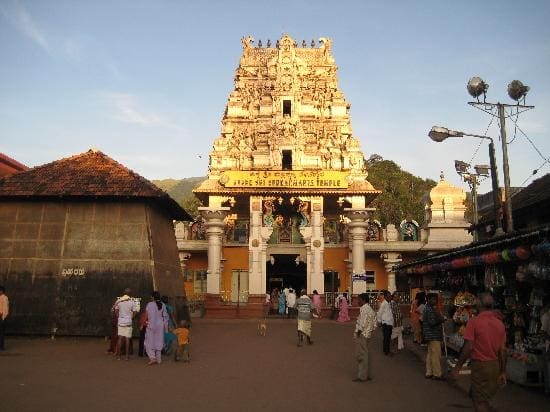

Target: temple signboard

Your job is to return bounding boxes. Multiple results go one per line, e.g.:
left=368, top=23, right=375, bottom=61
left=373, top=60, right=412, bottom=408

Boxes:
left=219, top=170, right=349, bottom=189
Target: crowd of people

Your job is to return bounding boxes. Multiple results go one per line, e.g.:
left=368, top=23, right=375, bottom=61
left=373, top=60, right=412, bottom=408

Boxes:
left=108, top=289, right=191, bottom=365
left=3, top=282, right=540, bottom=410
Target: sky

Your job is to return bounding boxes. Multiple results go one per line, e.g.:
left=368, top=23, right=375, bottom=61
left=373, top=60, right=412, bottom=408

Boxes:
left=1, top=0, right=549, bottom=194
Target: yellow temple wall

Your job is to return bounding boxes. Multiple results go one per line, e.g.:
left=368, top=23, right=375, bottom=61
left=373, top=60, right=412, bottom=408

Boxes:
left=221, top=246, right=249, bottom=295
left=184, top=252, right=208, bottom=297
left=366, top=254, right=388, bottom=290
left=323, top=247, right=349, bottom=291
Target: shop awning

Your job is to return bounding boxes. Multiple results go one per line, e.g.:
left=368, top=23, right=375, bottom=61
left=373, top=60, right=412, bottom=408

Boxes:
left=394, top=225, right=550, bottom=275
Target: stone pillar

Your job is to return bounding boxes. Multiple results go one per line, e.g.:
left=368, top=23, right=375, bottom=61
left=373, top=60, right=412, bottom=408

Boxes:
left=248, top=197, right=272, bottom=295
left=301, top=197, right=324, bottom=294
left=345, top=208, right=372, bottom=295
left=199, top=207, right=229, bottom=295
left=381, top=252, right=402, bottom=293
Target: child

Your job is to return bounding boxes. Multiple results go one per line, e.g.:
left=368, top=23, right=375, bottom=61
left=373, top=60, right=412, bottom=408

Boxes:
left=172, top=320, right=191, bottom=362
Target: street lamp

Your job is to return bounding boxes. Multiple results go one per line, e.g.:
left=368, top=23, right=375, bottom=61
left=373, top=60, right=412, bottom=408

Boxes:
left=453, top=159, right=490, bottom=242
left=429, top=126, right=504, bottom=236
left=467, top=77, right=534, bottom=233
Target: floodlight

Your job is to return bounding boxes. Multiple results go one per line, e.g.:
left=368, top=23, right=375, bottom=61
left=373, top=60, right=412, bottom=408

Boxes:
left=467, top=77, right=489, bottom=99
left=474, top=164, right=490, bottom=176
left=454, top=160, right=470, bottom=174
left=507, top=80, right=530, bottom=101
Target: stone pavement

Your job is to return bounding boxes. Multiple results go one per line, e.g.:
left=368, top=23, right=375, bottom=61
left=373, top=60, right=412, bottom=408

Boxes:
left=1, top=319, right=548, bottom=412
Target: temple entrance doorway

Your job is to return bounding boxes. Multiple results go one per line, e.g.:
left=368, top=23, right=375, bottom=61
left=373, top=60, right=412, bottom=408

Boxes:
left=266, top=254, right=307, bottom=294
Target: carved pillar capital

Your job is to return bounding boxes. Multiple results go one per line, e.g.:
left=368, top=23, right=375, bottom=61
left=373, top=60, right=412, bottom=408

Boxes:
left=381, top=252, right=402, bottom=293
left=198, top=207, right=230, bottom=295
left=199, top=207, right=230, bottom=232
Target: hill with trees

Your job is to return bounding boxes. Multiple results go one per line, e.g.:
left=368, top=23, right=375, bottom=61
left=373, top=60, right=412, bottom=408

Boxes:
left=153, top=157, right=442, bottom=226
left=365, top=157, right=438, bottom=227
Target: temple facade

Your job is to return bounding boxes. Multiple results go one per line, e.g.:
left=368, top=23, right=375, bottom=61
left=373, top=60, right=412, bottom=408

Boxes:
left=177, top=35, right=472, bottom=317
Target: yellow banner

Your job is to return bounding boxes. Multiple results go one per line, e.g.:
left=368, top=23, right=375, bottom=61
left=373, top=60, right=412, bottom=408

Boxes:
left=219, top=170, right=349, bottom=188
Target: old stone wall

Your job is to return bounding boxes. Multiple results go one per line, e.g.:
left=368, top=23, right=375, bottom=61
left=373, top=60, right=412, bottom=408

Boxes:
left=146, top=204, right=189, bottom=322
left=0, top=200, right=185, bottom=335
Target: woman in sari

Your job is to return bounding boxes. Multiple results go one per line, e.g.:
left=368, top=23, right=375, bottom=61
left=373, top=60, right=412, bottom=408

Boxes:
left=278, top=289, right=286, bottom=316
left=337, top=293, right=350, bottom=322
left=161, top=295, right=177, bottom=354
left=144, top=291, right=168, bottom=365
left=312, top=290, right=322, bottom=318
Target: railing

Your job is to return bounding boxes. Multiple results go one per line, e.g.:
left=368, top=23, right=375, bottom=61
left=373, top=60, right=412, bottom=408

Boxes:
left=219, top=289, right=249, bottom=304
left=187, top=293, right=206, bottom=316
left=324, top=290, right=411, bottom=309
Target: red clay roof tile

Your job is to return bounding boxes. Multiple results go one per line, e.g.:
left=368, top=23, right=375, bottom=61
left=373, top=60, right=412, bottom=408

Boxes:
left=0, top=149, right=192, bottom=220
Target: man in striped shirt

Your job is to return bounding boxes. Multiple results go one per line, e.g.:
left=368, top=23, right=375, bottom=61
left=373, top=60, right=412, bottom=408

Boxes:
left=353, top=293, right=377, bottom=382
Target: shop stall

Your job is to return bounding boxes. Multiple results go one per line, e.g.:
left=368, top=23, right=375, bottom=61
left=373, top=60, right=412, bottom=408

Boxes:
left=396, top=228, right=550, bottom=388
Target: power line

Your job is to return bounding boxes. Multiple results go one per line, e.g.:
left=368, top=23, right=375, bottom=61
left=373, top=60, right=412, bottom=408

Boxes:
left=469, top=117, right=495, bottom=164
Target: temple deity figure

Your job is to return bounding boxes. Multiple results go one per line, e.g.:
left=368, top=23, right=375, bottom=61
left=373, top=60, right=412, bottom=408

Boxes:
left=263, top=200, right=274, bottom=226
left=298, top=201, right=310, bottom=226
left=270, top=145, right=282, bottom=167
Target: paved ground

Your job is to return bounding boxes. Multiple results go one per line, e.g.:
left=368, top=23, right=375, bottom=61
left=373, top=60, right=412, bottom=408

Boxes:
left=1, top=319, right=548, bottom=412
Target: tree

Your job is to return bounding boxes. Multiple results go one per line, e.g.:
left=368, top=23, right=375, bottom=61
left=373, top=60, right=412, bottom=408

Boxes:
left=366, top=159, right=437, bottom=227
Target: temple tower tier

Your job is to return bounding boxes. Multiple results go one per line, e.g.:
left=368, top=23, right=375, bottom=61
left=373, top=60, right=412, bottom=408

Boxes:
left=191, top=35, right=380, bottom=316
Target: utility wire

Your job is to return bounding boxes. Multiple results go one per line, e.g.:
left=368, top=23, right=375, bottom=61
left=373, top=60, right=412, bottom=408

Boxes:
left=469, top=117, right=495, bottom=165
left=507, top=106, right=519, bottom=144
left=506, top=115, right=548, bottom=163
left=516, top=159, right=550, bottom=192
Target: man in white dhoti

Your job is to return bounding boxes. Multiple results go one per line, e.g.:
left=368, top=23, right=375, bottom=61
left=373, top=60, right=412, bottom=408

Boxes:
left=295, top=289, right=314, bottom=346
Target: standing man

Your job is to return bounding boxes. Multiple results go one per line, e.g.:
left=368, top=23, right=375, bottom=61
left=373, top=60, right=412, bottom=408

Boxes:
left=295, top=289, right=314, bottom=346
left=390, top=292, right=404, bottom=353
left=376, top=290, right=394, bottom=356
left=353, top=293, right=377, bottom=382
left=114, top=288, right=139, bottom=360
left=450, top=293, right=507, bottom=412
left=286, top=288, right=297, bottom=319
left=423, top=293, right=445, bottom=379
left=0, top=286, right=8, bottom=351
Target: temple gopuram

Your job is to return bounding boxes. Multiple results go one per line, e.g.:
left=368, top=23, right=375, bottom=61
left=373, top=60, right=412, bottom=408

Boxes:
left=177, top=35, right=472, bottom=317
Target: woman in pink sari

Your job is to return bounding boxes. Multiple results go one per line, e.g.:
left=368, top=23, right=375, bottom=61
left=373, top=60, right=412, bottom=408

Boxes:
left=312, top=290, right=322, bottom=318
left=337, top=293, right=350, bottom=322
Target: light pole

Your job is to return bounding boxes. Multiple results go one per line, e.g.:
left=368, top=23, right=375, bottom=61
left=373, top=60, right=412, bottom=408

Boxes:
left=466, top=77, right=534, bottom=233
left=454, top=160, right=490, bottom=242
left=429, top=126, right=504, bottom=236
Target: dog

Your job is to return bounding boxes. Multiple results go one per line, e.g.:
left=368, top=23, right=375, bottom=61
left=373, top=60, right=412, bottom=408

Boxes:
left=257, top=319, right=267, bottom=336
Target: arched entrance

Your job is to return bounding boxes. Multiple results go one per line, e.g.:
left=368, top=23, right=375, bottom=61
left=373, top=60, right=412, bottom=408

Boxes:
left=266, top=254, right=307, bottom=293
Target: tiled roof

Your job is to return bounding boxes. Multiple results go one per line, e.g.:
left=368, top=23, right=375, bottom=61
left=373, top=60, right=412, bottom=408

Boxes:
left=0, top=149, right=192, bottom=220
left=511, top=173, right=550, bottom=211
left=0, top=152, right=29, bottom=175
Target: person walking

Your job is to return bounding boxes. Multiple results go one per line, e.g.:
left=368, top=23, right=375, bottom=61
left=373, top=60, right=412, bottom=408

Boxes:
left=353, top=293, right=377, bottom=382
left=161, top=295, right=177, bottom=354
left=410, top=293, right=422, bottom=344
left=278, top=289, right=286, bottom=316
left=337, top=293, right=350, bottom=322
left=450, top=293, right=507, bottom=411
left=390, top=292, right=404, bottom=352
left=376, top=290, right=394, bottom=356
left=114, top=288, right=139, bottom=360
left=173, top=320, right=191, bottom=362
left=295, top=289, right=314, bottom=346
left=312, top=290, right=322, bottom=318
left=0, top=286, right=9, bottom=351
left=144, top=291, right=169, bottom=365
left=423, top=293, right=445, bottom=380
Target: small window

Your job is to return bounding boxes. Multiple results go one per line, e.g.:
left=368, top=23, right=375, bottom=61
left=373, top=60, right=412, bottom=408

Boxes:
left=282, top=150, right=292, bottom=170
left=283, top=100, right=291, bottom=116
